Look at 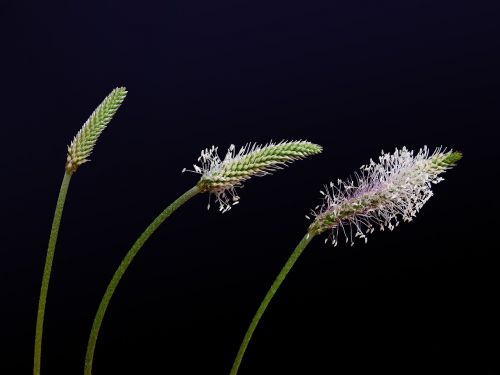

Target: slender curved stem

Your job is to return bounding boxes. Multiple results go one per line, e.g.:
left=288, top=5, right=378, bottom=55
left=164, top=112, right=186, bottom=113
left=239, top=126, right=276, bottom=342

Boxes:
left=84, top=185, right=201, bottom=375
left=34, top=171, right=72, bottom=375
left=230, top=232, right=315, bottom=375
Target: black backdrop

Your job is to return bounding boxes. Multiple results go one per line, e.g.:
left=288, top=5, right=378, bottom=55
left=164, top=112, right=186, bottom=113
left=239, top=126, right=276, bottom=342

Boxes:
left=1, top=0, right=498, bottom=374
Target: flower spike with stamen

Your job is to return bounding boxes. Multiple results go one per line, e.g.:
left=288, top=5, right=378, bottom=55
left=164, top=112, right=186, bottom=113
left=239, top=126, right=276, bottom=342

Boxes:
left=34, top=87, right=127, bottom=375
left=66, top=87, right=128, bottom=174
left=184, top=141, right=323, bottom=212
left=308, top=146, right=462, bottom=245
left=84, top=139, right=322, bottom=374
left=229, top=146, right=461, bottom=375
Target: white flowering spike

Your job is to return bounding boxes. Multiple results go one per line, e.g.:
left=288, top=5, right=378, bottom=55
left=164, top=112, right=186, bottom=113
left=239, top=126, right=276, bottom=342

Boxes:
left=185, top=141, right=322, bottom=212
left=308, top=146, right=462, bottom=245
left=66, top=87, right=127, bottom=174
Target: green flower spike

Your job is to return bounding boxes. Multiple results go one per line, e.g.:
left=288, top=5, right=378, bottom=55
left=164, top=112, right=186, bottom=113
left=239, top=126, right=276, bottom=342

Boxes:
left=65, top=87, right=127, bottom=173
left=188, top=141, right=323, bottom=212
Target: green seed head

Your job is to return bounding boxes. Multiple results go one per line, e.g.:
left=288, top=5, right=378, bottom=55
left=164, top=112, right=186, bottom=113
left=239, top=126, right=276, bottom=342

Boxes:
left=66, top=87, right=127, bottom=174
left=185, top=141, right=322, bottom=212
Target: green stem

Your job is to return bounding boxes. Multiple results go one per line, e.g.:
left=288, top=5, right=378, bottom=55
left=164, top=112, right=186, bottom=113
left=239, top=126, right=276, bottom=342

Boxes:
left=229, top=232, right=315, bottom=375
left=34, top=171, right=72, bottom=375
left=84, top=185, right=201, bottom=375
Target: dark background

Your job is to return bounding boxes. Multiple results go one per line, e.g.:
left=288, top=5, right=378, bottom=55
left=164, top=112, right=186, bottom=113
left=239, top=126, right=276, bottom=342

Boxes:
left=1, top=0, right=498, bottom=374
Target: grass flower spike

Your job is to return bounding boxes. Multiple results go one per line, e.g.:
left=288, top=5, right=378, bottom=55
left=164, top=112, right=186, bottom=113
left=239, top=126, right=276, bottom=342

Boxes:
left=85, top=140, right=321, bottom=374
left=308, top=146, right=462, bottom=244
left=230, top=146, right=461, bottom=375
left=187, top=141, right=323, bottom=212
left=66, top=87, right=127, bottom=173
left=34, top=88, right=127, bottom=375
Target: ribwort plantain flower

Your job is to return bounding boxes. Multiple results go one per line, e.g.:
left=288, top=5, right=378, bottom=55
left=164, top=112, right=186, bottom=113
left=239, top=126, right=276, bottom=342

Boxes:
left=184, top=141, right=323, bottom=212
left=229, top=145, right=461, bottom=375
left=308, top=146, right=462, bottom=245
left=66, top=87, right=127, bottom=174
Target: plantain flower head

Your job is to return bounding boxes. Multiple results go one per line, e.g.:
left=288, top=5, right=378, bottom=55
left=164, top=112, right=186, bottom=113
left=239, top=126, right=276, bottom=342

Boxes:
left=66, top=87, right=127, bottom=174
left=307, top=146, right=461, bottom=246
left=184, top=140, right=322, bottom=212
